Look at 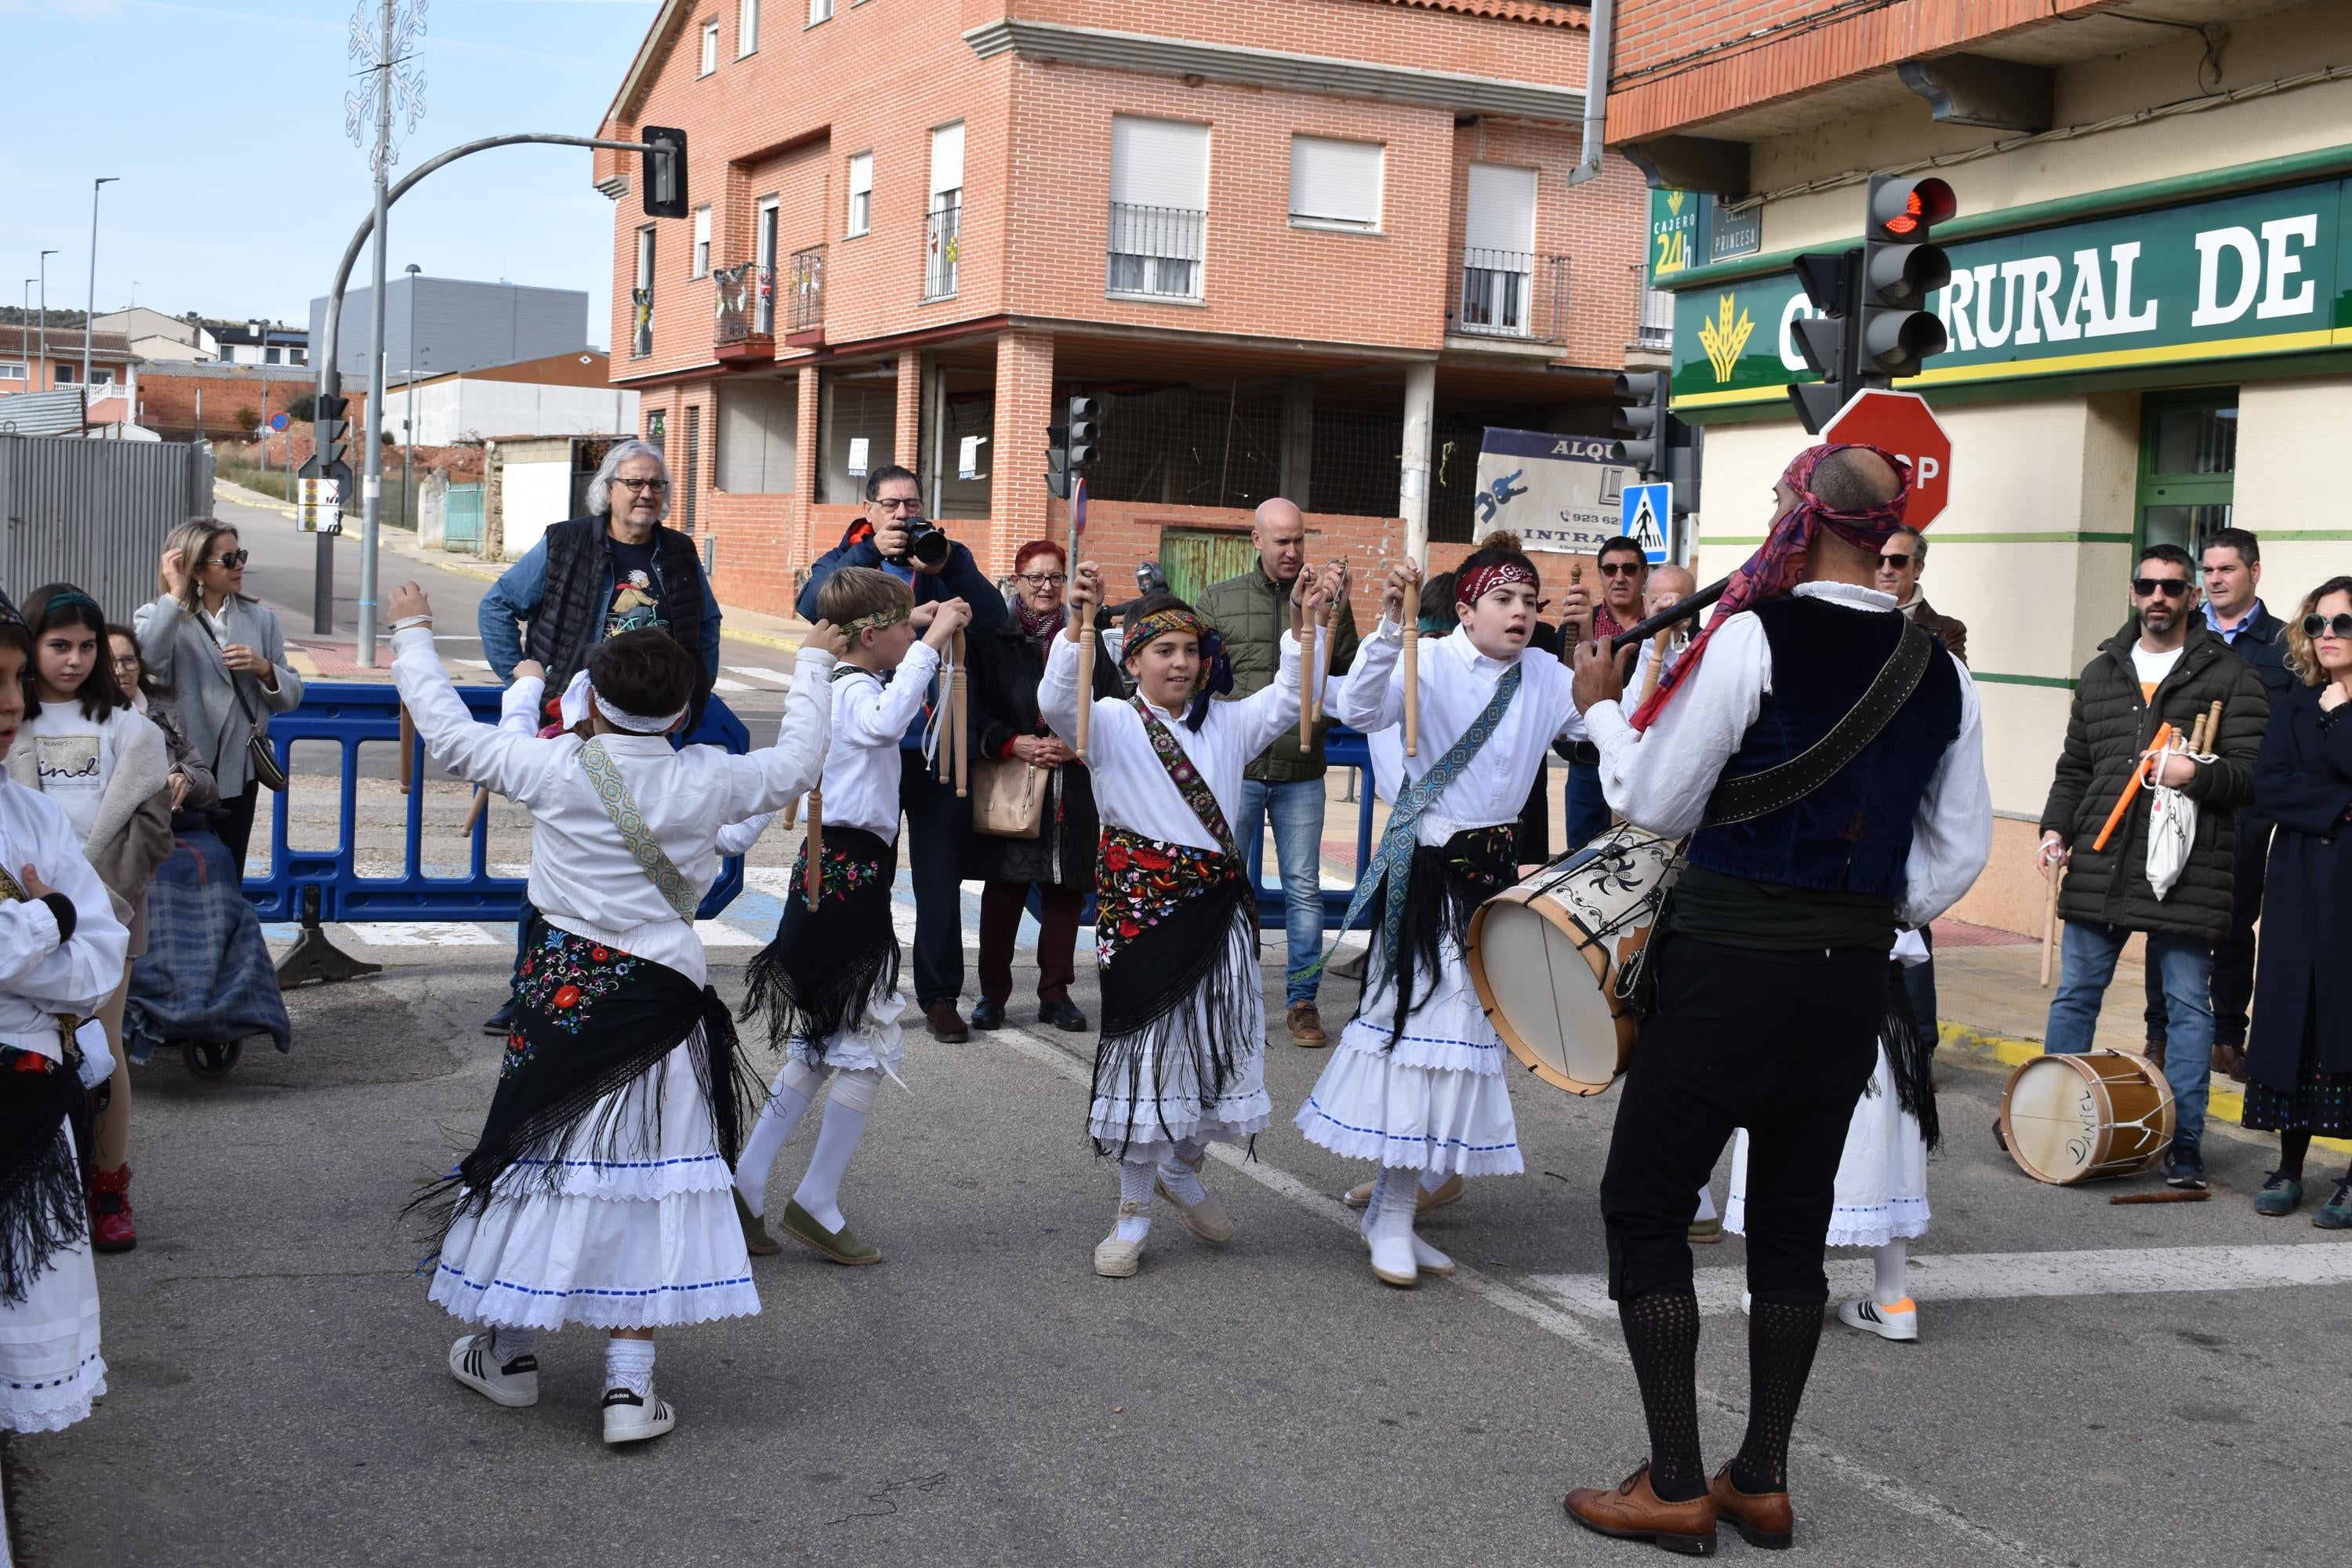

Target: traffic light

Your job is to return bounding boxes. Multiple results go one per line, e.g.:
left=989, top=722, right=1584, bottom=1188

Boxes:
left=1066, top=394, right=1099, bottom=471
left=641, top=125, right=689, bottom=220
left=1046, top=423, right=1071, bottom=499
left=1610, top=370, right=1669, bottom=480
left=1785, top=249, right=1857, bottom=434
left=1857, top=174, right=1956, bottom=380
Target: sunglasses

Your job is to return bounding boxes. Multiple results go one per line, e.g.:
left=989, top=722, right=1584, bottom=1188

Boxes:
left=2132, top=576, right=2191, bottom=598
left=2303, top=612, right=2352, bottom=639
left=202, top=549, right=251, bottom=568
left=1597, top=561, right=1645, bottom=578
left=1879, top=553, right=1915, bottom=570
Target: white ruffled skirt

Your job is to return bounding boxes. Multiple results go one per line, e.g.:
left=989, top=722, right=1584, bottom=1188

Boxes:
left=1090, top=943, right=1271, bottom=1163
left=427, top=1030, right=760, bottom=1330
left=1726, top=1041, right=1929, bottom=1250
left=1294, top=942, right=1523, bottom=1177
left=792, top=983, right=908, bottom=1077
left=1, top=1121, right=105, bottom=1434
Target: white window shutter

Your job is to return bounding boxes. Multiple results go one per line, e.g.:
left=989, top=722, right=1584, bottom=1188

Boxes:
left=849, top=152, right=873, bottom=198
left=1110, top=116, right=1210, bottom=211
left=1465, top=164, right=1537, bottom=256
left=929, top=122, right=964, bottom=200
left=1289, top=136, right=1382, bottom=228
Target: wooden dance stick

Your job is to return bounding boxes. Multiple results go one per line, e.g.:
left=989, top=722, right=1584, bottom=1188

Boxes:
left=1639, top=626, right=1671, bottom=706
left=802, top=788, right=824, bottom=913
left=2109, top=1188, right=2211, bottom=1205
left=953, top=630, right=968, bottom=799
left=2202, top=698, right=2224, bottom=753
left=1312, top=561, right=1343, bottom=724
left=2092, top=721, right=2172, bottom=852
left=2184, top=712, right=2209, bottom=756
left=779, top=793, right=800, bottom=831
left=2039, top=863, right=2062, bottom=988
left=1403, top=615, right=1419, bottom=758
left=462, top=784, right=488, bottom=837
left=397, top=704, right=416, bottom=795
left=1297, top=596, right=1315, bottom=750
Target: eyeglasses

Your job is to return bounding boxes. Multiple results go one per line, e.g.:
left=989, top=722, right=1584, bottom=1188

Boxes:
left=110, top=655, right=140, bottom=672
left=2132, top=576, right=2191, bottom=598
left=1015, top=572, right=1067, bottom=586
left=1597, top=561, right=1645, bottom=578
left=873, top=496, right=922, bottom=513
left=612, top=476, right=669, bottom=493
left=1879, top=553, right=1915, bottom=570
left=2303, top=612, right=2352, bottom=639
left=202, top=550, right=250, bottom=568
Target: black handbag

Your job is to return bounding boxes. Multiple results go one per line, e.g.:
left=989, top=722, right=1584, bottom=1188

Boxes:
left=194, top=605, right=289, bottom=793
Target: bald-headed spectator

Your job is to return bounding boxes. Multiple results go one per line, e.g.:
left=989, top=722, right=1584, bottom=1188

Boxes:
left=1198, top=498, right=1359, bottom=1046
left=1878, top=527, right=1967, bottom=665
left=1626, top=562, right=1697, bottom=699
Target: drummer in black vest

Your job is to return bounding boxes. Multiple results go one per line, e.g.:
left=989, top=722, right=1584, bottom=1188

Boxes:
left=1559, top=443, right=1991, bottom=1555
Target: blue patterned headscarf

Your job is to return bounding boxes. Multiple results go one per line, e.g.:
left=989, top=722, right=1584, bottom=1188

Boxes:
left=1123, top=607, right=1232, bottom=731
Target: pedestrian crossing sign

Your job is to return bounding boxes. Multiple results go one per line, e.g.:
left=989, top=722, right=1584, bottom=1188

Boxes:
left=1621, top=483, right=1670, bottom=564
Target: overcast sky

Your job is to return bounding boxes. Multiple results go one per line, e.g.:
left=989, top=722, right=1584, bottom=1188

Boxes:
left=2, top=0, right=662, bottom=346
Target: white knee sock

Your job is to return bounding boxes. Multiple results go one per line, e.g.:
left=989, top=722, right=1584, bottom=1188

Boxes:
left=791, top=1068, right=880, bottom=1233
left=1873, top=1239, right=1909, bottom=1305
left=604, top=1336, right=656, bottom=1396
left=1112, top=1159, right=1155, bottom=1243
left=1420, top=1165, right=1452, bottom=1193
left=1359, top=1166, right=1395, bottom=1238
left=1373, top=1165, right=1421, bottom=1244
left=489, top=1325, right=539, bottom=1365
left=1693, top=1185, right=1719, bottom=1224
left=734, top=1058, right=826, bottom=1216
left=1158, top=1137, right=1209, bottom=1204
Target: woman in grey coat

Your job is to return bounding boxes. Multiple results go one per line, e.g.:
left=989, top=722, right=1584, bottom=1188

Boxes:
left=135, top=517, right=303, bottom=875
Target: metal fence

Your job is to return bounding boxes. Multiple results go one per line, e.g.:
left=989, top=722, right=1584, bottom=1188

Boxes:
left=925, top=202, right=961, bottom=300
left=785, top=244, right=825, bottom=335
left=713, top=263, right=771, bottom=347
left=1107, top=203, right=1205, bottom=299
left=0, top=433, right=213, bottom=615
left=1451, top=249, right=1572, bottom=344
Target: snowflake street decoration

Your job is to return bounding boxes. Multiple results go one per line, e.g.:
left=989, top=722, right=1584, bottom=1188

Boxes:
left=346, top=0, right=429, bottom=174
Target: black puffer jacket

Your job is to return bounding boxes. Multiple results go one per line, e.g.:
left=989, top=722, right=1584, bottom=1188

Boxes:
left=2040, top=615, right=2270, bottom=942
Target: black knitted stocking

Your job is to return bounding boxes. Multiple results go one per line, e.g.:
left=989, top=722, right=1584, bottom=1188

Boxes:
left=1617, top=1289, right=1705, bottom=1503
left=1732, top=1299, right=1824, bottom=1495
left=2279, top=1130, right=2312, bottom=1181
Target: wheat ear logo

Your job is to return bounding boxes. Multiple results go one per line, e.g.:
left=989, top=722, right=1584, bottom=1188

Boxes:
left=1698, top=293, right=1755, bottom=384
left=1666, top=190, right=1686, bottom=216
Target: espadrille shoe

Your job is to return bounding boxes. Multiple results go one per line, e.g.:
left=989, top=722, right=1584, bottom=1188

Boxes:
left=735, top=1189, right=782, bottom=1256
left=776, top=1199, right=881, bottom=1265
left=1094, top=1201, right=1148, bottom=1278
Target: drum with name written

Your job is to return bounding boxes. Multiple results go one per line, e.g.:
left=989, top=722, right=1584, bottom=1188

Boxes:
left=1999, top=1050, right=2176, bottom=1185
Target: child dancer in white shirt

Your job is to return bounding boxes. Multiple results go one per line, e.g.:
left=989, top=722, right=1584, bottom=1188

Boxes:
left=735, top=568, right=971, bottom=1267
left=388, top=583, right=838, bottom=1446
left=1040, top=565, right=1330, bottom=1279
left=1301, top=546, right=1592, bottom=1287
left=1, top=586, right=130, bottom=1510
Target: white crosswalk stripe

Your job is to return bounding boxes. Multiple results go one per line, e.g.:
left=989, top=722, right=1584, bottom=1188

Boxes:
left=711, top=677, right=753, bottom=693
left=724, top=665, right=794, bottom=687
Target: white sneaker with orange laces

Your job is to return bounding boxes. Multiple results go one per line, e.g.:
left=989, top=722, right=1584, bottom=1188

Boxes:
left=1837, top=1297, right=1919, bottom=1342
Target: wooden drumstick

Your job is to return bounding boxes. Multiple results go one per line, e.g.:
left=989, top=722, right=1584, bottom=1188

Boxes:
left=2092, top=721, right=2171, bottom=852
left=952, top=630, right=968, bottom=799
left=1639, top=626, right=1671, bottom=706
left=2202, top=698, right=2223, bottom=754
left=802, top=787, right=824, bottom=913
left=2109, top=1188, right=2211, bottom=1205
left=2040, top=862, right=2062, bottom=988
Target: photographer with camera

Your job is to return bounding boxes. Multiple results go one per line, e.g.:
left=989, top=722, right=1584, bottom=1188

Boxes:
left=796, top=464, right=1007, bottom=1040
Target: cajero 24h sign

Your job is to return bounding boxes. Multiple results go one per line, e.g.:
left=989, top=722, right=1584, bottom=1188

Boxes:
left=1672, top=176, right=2352, bottom=410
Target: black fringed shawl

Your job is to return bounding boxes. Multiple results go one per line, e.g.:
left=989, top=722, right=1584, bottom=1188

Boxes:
left=1866, top=959, right=1941, bottom=1153
left=1358, top=822, right=1519, bottom=1049
left=740, top=826, right=901, bottom=1057
left=2, top=1047, right=93, bottom=1305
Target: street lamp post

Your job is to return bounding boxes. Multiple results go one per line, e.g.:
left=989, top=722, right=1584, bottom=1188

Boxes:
left=403, top=262, right=419, bottom=533
left=82, top=180, right=117, bottom=424
left=37, top=249, right=56, bottom=391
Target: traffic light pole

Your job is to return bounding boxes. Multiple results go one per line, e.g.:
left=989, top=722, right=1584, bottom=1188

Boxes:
left=307, top=130, right=675, bottom=648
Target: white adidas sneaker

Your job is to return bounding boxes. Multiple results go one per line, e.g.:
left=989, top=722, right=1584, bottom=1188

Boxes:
left=1837, top=1297, right=1920, bottom=1342
left=448, top=1332, right=539, bottom=1408
left=601, top=1383, right=678, bottom=1445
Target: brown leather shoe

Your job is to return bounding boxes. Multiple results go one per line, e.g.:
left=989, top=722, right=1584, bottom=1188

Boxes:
left=1286, top=1000, right=1328, bottom=1047
left=2215, top=1040, right=2249, bottom=1083
left=1563, top=1463, right=1717, bottom=1556
left=1708, top=1463, right=1793, bottom=1550
left=924, top=1000, right=970, bottom=1043
left=2145, top=1035, right=2168, bottom=1071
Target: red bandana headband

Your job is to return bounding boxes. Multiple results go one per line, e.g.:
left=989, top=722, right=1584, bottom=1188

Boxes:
left=1456, top=560, right=1541, bottom=611
left=1628, top=441, right=1914, bottom=731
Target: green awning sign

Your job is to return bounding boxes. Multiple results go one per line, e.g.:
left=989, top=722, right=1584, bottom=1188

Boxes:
left=1672, top=176, right=2351, bottom=408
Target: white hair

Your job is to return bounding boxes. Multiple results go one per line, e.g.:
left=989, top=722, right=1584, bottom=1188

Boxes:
left=586, top=437, right=673, bottom=521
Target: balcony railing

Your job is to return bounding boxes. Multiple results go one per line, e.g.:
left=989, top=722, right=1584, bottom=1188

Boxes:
left=713, top=263, right=771, bottom=349
left=1450, top=249, right=1570, bottom=345
left=784, top=244, right=825, bottom=336
left=630, top=287, right=654, bottom=358
left=924, top=201, right=960, bottom=300
left=1107, top=203, right=1204, bottom=300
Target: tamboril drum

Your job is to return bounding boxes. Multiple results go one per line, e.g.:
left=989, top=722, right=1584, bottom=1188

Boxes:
left=1467, top=826, right=1682, bottom=1097
left=1998, top=1051, right=2176, bottom=1185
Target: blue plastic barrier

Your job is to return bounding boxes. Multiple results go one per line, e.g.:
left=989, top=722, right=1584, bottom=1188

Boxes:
left=244, top=681, right=750, bottom=924
left=1243, top=725, right=1377, bottom=931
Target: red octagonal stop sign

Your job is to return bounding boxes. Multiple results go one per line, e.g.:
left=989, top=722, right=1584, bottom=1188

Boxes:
left=1821, top=388, right=1951, bottom=530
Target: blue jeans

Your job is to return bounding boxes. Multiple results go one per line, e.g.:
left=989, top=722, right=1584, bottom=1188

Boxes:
left=1566, top=760, right=1611, bottom=851
left=1238, top=776, right=1327, bottom=1008
left=2044, top=921, right=2212, bottom=1150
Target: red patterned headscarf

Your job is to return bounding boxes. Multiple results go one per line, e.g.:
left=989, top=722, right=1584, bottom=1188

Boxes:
left=1628, top=441, right=1914, bottom=731
left=1456, top=559, right=1541, bottom=611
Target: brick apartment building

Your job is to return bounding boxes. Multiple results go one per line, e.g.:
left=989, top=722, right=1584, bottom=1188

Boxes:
left=593, top=0, right=1654, bottom=615
left=1609, top=0, right=2352, bottom=931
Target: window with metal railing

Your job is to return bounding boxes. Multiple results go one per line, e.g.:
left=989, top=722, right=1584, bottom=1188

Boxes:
left=924, top=201, right=960, bottom=300
left=713, top=263, right=770, bottom=346
left=1107, top=204, right=1204, bottom=300
left=1639, top=285, right=1675, bottom=347
left=1451, top=249, right=1570, bottom=344
left=633, top=226, right=656, bottom=358
left=785, top=244, right=824, bottom=333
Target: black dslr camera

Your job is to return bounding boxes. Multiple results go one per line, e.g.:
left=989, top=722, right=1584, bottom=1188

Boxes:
left=898, top=515, right=952, bottom=570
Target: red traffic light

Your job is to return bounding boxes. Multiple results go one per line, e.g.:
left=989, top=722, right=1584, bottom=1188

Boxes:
left=1869, top=176, right=1956, bottom=239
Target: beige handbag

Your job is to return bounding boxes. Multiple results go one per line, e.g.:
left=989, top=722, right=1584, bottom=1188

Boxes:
left=970, top=756, right=1046, bottom=840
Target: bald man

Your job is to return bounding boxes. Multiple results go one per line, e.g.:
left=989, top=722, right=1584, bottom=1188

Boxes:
left=1560, top=445, right=1989, bottom=1552
left=1624, top=563, right=1698, bottom=702
left=1196, top=497, right=1359, bottom=1046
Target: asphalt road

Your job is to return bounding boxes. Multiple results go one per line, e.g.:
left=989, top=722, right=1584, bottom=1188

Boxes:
left=4, top=915, right=2343, bottom=1567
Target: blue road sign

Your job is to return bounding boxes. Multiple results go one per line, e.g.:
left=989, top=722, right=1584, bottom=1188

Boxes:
left=270, top=412, right=290, bottom=431
left=1621, top=482, right=1671, bottom=564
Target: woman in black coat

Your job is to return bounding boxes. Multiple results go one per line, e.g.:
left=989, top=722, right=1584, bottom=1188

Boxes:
left=2244, top=575, right=2352, bottom=1226
left=964, top=542, right=1123, bottom=1034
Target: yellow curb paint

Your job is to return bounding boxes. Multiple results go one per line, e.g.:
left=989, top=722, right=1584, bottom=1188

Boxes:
left=1936, top=1022, right=2352, bottom=1155
left=282, top=648, right=321, bottom=680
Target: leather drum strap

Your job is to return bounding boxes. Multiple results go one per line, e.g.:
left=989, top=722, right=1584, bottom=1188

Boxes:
left=1701, top=619, right=1936, bottom=828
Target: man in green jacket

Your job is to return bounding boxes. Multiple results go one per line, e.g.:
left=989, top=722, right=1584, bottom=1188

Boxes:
left=2036, top=543, right=2270, bottom=1189
left=1197, top=499, right=1358, bottom=1046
